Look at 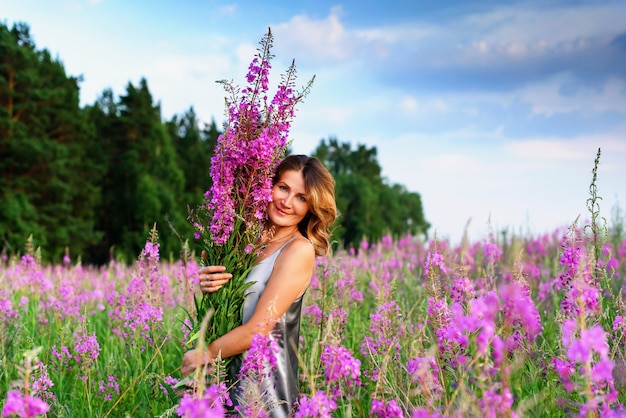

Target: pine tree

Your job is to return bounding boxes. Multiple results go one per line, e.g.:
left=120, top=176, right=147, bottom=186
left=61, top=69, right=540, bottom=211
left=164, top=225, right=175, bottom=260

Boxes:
left=0, top=22, right=101, bottom=260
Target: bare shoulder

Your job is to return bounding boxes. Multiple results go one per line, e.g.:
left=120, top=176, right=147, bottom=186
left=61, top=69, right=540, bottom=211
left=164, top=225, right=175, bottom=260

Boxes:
left=275, top=236, right=315, bottom=266
left=285, top=236, right=314, bottom=256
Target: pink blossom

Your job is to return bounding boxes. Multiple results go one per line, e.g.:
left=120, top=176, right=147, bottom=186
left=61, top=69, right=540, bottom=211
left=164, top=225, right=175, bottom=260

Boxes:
left=478, top=386, right=517, bottom=418
left=320, top=343, right=361, bottom=399
left=30, top=362, right=55, bottom=402
left=238, top=332, right=279, bottom=381
left=411, top=408, right=448, bottom=418
left=294, top=392, right=337, bottom=417
left=176, top=385, right=229, bottom=418
left=2, top=391, right=49, bottom=418
left=423, top=251, right=449, bottom=277
left=371, top=398, right=404, bottom=417
left=407, top=356, right=442, bottom=398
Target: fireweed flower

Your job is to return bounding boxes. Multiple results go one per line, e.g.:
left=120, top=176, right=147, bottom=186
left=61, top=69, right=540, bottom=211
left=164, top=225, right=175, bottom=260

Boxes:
left=555, top=319, right=619, bottom=413
left=180, top=317, right=193, bottom=346
left=371, top=398, right=404, bottom=418
left=303, top=304, right=323, bottom=325
left=190, top=28, right=314, bottom=376
left=557, top=235, right=582, bottom=292
left=121, top=301, right=164, bottom=348
left=238, top=332, right=279, bottom=380
left=411, top=408, right=448, bottom=418
left=426, top=297, right=452, bottom=354
left=423, top=251, right=449, bottom=278
left=320, top=343, right=361, bottom=399
left=553, top=226, right=607, bottom=328
left=597, top=243, right=619, bottom=277
left=613, top=316, right=625, bottom=337
left=127, top=240, right=172, bottom=308
left=499, top=282, right=543, bottom=348
left=483, top=239, right=503, bottom=264
left=176, top=384, right=230, bottom=418
left=2, top=390, right=49, bottom=418
left=0, top=298, right=18, bottom=321
left=160, top=375, right=180, bottom=396
left=19, top=254, right=53, bottom=295
left=30, top=362, right=55, bottom=402
left=334, top=262, right=364, bottom=303
left=294, top=392, right=338, bottom=417
left=360, top=301, right=404, bottom=380
left=551, top=357, right=576, bottom=392
left=566, top=325, right=610, bottom=364
left=98, top=376, right=120, bottom=401
left=50, top=345, right=72, bottom=371
left=449, top=276, right=475, bottom=304
left=407, top=356, right=442, bottom=400
left=73, top=328, right=100, bottom=378
left=110, top=238, right=167, bottom=351
left=235, top=331, right=280, bottom=414
left=478, top=385, right=517, bottom=418
left=433, top=291, right=503, bottom=369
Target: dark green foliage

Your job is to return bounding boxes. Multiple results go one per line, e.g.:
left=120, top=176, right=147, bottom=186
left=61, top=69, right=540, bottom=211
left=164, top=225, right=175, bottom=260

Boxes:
left=0, top=22, right=102, bottom=260
left=86, top=79, right=188, bottom=263
left=166, top=108, right=219, bottom=214
left=314, top=138, right=430, bottom=250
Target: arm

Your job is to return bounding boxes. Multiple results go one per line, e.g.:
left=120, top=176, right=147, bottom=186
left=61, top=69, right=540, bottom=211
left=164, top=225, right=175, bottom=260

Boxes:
left=182, top=237, right=315, bottom=376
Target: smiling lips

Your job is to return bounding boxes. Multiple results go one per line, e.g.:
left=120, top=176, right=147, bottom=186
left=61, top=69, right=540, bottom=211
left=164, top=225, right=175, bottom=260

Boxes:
left=276, top=207, right=290, bottom=216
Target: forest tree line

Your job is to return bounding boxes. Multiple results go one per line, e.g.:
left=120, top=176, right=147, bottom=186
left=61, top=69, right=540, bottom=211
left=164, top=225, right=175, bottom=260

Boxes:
left=0, top=22, right=430, bottom=264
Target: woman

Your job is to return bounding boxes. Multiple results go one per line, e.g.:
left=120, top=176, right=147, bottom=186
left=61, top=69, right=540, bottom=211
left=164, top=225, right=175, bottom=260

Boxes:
left=182, top=155, right=337, bottom=416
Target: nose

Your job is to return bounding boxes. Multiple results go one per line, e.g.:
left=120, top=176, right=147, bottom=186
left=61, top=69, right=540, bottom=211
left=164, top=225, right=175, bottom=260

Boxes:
left=283, top=194, right=294, bottom=207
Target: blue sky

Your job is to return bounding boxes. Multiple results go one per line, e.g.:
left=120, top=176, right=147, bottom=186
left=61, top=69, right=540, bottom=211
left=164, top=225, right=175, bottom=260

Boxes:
left=3, top=0, right=626, bottom=243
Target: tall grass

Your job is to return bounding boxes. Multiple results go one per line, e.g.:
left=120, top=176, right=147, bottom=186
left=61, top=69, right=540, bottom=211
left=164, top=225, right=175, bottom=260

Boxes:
left=2, top=219, right=624, bottom=417
left=2, top=171, right=625, bottom=416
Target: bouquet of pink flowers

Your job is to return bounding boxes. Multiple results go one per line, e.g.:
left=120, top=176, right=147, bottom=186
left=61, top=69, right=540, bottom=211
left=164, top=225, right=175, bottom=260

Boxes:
left=188, top=28, right=314, bottom=369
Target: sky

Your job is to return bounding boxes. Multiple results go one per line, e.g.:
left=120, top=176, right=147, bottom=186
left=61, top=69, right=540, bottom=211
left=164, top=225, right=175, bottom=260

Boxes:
left=3, top=0, right=626, bottom=244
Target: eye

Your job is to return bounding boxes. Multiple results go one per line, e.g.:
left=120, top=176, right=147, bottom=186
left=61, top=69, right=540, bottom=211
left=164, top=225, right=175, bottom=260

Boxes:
left=297, top=195, right=306, bottom=202
left=278, top=185, right=288, bottom=191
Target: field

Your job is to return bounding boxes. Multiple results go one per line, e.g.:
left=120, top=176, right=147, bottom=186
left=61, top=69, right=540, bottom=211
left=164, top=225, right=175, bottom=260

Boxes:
left=1, top=213, right=625, bottom=417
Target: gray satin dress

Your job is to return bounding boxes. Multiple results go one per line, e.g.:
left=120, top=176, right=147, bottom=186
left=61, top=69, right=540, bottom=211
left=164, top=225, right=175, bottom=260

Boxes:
left=229, top=238, right=306, bottom=417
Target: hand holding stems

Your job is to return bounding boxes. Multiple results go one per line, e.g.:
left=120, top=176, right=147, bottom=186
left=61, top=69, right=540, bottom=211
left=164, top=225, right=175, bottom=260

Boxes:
left=199, top=265, right=232, bottom=293
left=181, top=347, right=215, bottom=378
left=198, top=251, right=233, bottom=294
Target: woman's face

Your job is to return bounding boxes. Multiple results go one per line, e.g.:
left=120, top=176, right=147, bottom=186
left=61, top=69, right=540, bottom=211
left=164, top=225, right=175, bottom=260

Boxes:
left=267, top=169, right=309, bottom=229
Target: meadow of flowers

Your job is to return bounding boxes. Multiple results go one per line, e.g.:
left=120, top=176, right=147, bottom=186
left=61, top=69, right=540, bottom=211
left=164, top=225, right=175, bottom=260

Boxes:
left=1, top=205, right=625, bottom=417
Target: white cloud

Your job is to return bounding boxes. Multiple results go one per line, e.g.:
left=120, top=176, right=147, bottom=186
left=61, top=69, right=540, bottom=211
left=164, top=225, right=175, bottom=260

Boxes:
left=272, top=7, right=351, bottom=62
left=217, top=4, right=238, bottom=17
left=460, top=5, right=625, bottom=46
left=519, top=74, right=626, bottom=116
left=234, top=43, right=257, bottom=70
left=501, top=133, right=626, bottom=181
left=399, top=96, right=418, bottom=114
left=506, top=139, right=591, bottom=161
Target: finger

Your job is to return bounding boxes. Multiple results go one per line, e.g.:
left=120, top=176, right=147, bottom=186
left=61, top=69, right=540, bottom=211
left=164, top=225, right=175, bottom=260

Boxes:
left=200, top=273, right=231, bottom=285
left=181, top=365, right=195, bottom=378
left=201, top=250, right=207, bottom=263
left=209, top=272, right=231, bottom=280
left=202, top=281, right=223, bottom=293
left=199, top=265, right=226, bottom=274
left=209, top=274, right=231, bottom=283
